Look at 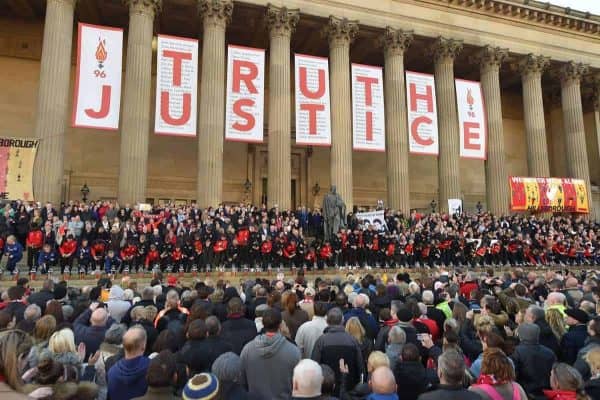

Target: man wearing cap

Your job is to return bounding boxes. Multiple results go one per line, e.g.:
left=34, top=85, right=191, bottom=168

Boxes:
left=561, top=308, right=590, bottom=365
left=182, top=373, right=220, bottom=400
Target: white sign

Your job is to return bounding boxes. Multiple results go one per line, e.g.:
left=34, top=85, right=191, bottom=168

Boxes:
left=154, top=35, right=198, bottom=136
left=356, top=210, right=388, bottom=230
left=352, top=64, right=385, bottom=152
left=448, top=198, right=463, bottom=215
left=72, top=23, right=123, bottom=130
left=456, top=79, right=487, bottom=159
left=294, top=54, right=331, bottom=146
left=225, top=45, right=265, bottom=143
left=405, top=71, right=438, bottom=155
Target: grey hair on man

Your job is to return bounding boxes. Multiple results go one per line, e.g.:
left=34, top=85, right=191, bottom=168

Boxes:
left=437, top=350, right=466, bottom=386
left=292, top=359, right=323, bottom=398
left=105, top=323, right=127, bottom=345
left=23, top=304, right=41, bottom=321
left=326, top=307, right=344, bottom=326
left=212, top=352, right=243, bottom=383
left=388, top=326, right=406, bottom=345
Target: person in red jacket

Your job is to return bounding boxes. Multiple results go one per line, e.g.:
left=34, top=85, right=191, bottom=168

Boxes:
left=26, top=223, right=44, bottom=270
left=120, top=241, right=138, bottom=272
left=59, top=234, right=78, bottom=273
left=459, top=273, right=479, bottom=301
left=283, top=239, right=297, bottom=268
left=171, top=244, right=185, bottom=271
left=260, top=236, right=273, bottom=270
left=91, top=239, right=106, bottom=271
left=145, top=243, right=160, bottom=270
left=304, top=246, right=316, bottom=270
left=212, top=234, right=228, bottom=269
left=318, top=241, right=333, bottom=270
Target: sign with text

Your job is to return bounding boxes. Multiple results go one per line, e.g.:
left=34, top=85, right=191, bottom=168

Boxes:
left=294, top=54, right=331, bottom=146
left=405, top=71, right=438, bottom=155
left=72, top=23, right=123, bottom=130
left=225, top=45, right=265, bottom=143
left=509, top=176, right=589, bottom=213
left=0, top=138, right=38, bottom=201
left=352, top=64, right=385, bottom=152
left=455, top=79, right=487, bottom=159
left=154, top=35, right=198, bottom=136
left=356, top=210, right=388, bottom=231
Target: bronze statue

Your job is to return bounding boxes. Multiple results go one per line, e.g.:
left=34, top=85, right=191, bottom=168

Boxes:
left=322, top=185, right=346, bottom=241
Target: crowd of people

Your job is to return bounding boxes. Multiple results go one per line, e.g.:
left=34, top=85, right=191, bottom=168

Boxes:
left=0, top=265, right=599, bottom=399
left=0, top=200, right=598, bottom=276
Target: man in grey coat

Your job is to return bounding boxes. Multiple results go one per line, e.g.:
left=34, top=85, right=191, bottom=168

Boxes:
left=240, top=308, right=301, bottom=400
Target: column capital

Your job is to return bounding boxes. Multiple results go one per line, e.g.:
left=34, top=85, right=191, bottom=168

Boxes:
left=48, top=0, right=78, bottom=6
left=266, top=4, right=299, bottom=38
left=429, top=36, right=463, bottom=63
left=518, top=54, right=550, bottom=76
left=380, top=27, right=413, bottom=57
left=322, top=16, right=358, bottom=49
left=197, top=0, right=233, bottom=28
left=123, top=0, right=162, bottom=16
left=560, top=61, right=589, bottom=85
left=473, top=45, right=508, bottom=71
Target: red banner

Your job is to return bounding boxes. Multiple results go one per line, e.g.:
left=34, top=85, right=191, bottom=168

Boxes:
left=509, top=177, right=589, bottom=213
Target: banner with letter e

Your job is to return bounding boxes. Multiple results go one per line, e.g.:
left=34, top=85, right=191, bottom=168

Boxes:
left=455, top=79, right=487, bottom=159
left=0, top=137, right=38, bottom=201
left=509, top=176, right=589, bottom=213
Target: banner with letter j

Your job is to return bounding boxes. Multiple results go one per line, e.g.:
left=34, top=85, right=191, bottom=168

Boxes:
left=0, top=137, right=38, bottom=201
left=509, top=176, right=589, bottom=213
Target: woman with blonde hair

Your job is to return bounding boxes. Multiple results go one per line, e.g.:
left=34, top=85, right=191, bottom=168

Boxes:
left=546, top=308, right=567, bottom=342
left=346, top=316, right=373, bottom=366
left=48, top=329, right=82, bottom=370
left=584, top=347, right=600, bottom=399
left=27, top=315, right=57, bottom=369
left=339, top=351, right=390, bottom=399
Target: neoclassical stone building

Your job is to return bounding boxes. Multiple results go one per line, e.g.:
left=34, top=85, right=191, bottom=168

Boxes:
left=1, top=0, right=599, bottom=218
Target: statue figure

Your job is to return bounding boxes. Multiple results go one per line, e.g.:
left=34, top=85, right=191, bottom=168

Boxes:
left=322, top=185, right=346, bottom=242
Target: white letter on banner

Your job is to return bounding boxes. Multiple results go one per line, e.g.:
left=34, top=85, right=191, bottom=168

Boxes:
left=294, top=54, right=331, bottom=146
left=455, top=79, right=487, bottom=159
left=72, top=23, right=123, bottom=130
left=405, top=71, right=438, bottom=155
left=225, top=45, right=265, bottom=143
left=351, top=64, right=385, bottom=152
left=154, top=35, right=198, bottom=136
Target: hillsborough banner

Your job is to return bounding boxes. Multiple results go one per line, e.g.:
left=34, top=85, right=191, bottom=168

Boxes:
left=405, top=71, right=438, bottom=155
left=225, top=45, right=265, bottom=143
left=509, top=177, right=589, bottom=213
left=455, top=79, right=487, bottom=159
left=295, top=54, right=331, bottom=146
left=356, top=210, right=388, bottom=230
left=352, top=64, right=385, bottom=152
left=154, top=35, right=198, bottom=136
left=72, top=23, right=123, bottom=130
left=0, top=138, right=38, bottom=201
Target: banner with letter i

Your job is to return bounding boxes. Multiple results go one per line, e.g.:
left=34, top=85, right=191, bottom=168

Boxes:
left=351, top=64, right=385, bottom=151
left=72, top=23, right=123, bottom=130
left=154, top=35, right=198, bottom=136
left=225, top=45, right=265, bottom=143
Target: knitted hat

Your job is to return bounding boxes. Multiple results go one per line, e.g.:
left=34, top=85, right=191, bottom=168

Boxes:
left=182, top=373, right=219, bottom=400
left=566, top=308, right=589, bottom=324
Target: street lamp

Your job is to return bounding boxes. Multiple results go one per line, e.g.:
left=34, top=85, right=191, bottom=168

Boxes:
left=312, top=182, right=321, bottom=196
left=476, top=201, right=483, bottom=214
left=430, top=199, right=437, bottom=213
left=243, top=179, right=252, bottom=194
left=80, top=183, right=90, bottom=203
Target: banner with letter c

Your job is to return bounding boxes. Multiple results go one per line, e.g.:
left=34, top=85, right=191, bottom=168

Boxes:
left=294, top=54, right=331, bottom=146
left=0, top=137, right=38, bottom=201
left=225, top=45, right=265, bottom=143
left=455, top=79, right=487, bottom=159
left=352, top=64, right=385, bottom=152
left=154, top=34, right=198, bottom=136
left=509, top=176, right=589, bottom=213
left=405, top=71, right=438, bottom=155
left=72, top=23, right=123, bottom=130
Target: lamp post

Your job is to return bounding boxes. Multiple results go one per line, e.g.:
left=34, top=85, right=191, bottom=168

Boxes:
left=430, top=199, right=437, bottom=214
left=476, top=201, right=483, bottom=214
left=312, top=182, right=321, bottom=197
left=243, top=179, right=252, bottom=203
left=80, top=183, right=90, bottom=203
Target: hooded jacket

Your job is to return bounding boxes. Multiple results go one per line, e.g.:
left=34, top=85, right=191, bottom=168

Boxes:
left=240, top=332, right=301, bottom=400
left=107, top=286, right=131, bottom=323
left=510, top=327, right=556, bottom=398
left=107, top=355, right=150, bottom=400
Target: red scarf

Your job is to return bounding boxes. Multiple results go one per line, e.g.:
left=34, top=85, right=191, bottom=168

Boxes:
left=384, top=318, right=399, bottom=327
left=543, top=389, right=577, bottom=400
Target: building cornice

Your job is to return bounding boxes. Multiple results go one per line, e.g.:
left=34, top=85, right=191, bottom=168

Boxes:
left=435, top=0, right=600, bottom=36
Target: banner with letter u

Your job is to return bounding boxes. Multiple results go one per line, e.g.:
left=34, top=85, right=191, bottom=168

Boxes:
left=352, top=64, right=385, bottom=152
left=0, top=137, right=38, bottom=201
left=455, top=79, right=487, bottom=159
left=509, top=176, right=589, bottom=213
left=225, top=45, right=265, bottom=143
left=405, top=71, right=438, bottom=155
left=154, top=34, right=198, bottom=136
left=72, top=23, right=123, bottom=130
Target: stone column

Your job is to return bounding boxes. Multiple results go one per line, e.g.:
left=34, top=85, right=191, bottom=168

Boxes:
left=196, top=0, right=233, bottom=207
left=32, top=0, right=77, bottom=204
left=118, top=0, right=161, bottom=204
left=475, top=46, right=509, bottom=215
left=519, top=54, right=551, bottom=177
left=430, top=37, right=462, bottom=213
left=560, top=61, right=593, bottom=214
left=323, top=16, right=358, bottom=210
left=266, top=5, right=299, bottom=209
left=381, top=27, right=412, bottom=215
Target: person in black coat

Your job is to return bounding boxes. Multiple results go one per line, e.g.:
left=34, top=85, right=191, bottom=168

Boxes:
left=27, top=279, right=56, bottom=313
left=211, top=351, right=259, bottom=400
left=178, top=317, right=233, bottom=375
left=525, top=305, right=561, bottom=357
left=417, top=349, right=480, bottom=400
left=561, top=308, right=590, bottom=365
left=220, top=298, right=257, bottom=355
left=4, top=286, right=27, bottom=323
left=73, top=303, right=115, bottom=361
left=394, top=344, right=435, bottom=400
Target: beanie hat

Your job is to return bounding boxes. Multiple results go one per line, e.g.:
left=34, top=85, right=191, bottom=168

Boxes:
left=396, top=307, right=413, bottom=323
left=182, top=373, right=219, bottom=400
left=517, top=322, right=540, bottom=344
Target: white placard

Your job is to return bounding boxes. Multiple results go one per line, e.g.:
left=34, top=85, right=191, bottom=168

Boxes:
left=356, top=210, right=388, bottom=230
left=225, top=45, right=265, bottom=143
left=448, top=198, right=463, bottom=215
left=455, top=79, right=487, bottom=159
left=405, top=71, right=438, bottom=155
left=154, top=35, right=198, bottom=136
left=294, top=54, right=331, bottom=146
left=72, top=23, right=123, bottom=130
left=352, top=64, right=385, bottom=152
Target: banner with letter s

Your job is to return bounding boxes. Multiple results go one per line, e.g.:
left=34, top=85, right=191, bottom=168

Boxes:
left=509, top=176, right=589, bottom=213
left=0, top=137, right=38, bottom=201
left=405, top=71, right=438, bottom=155
left=352, top=64, right=385, bottom=152
left=225, top=45, right=265, bottom=143
left=295, top=54, right=331, bottom=146
left=455, top=79, right=487, bottom=159
left=154, top=34, right=198, bottom=136
left=72, top=23, right=123, bottom=130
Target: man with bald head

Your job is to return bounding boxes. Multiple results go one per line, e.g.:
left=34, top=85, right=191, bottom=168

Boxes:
left=108, top=326, right=149, bottom=400
left=74, top=300, right=114, bottom=361
left=369, top=366, right=398, bottom=400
